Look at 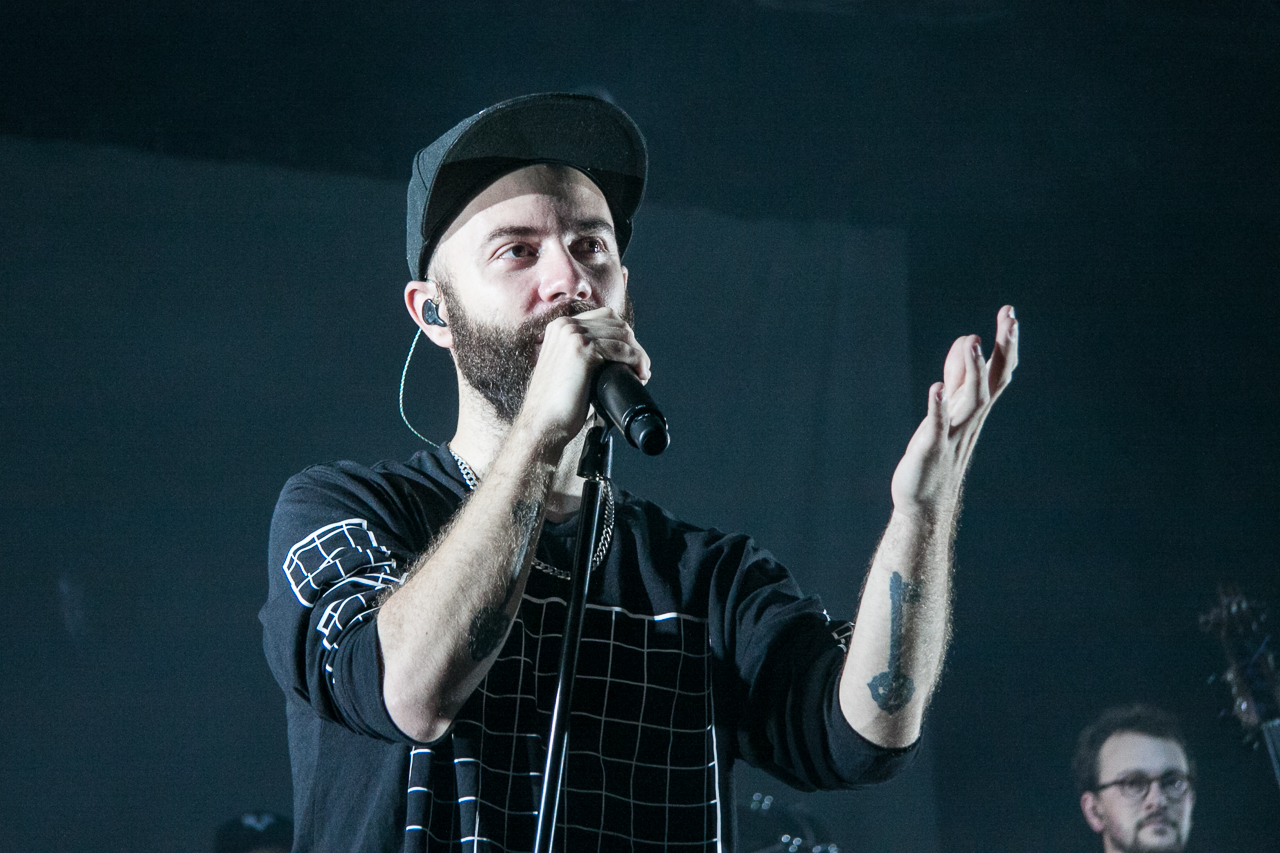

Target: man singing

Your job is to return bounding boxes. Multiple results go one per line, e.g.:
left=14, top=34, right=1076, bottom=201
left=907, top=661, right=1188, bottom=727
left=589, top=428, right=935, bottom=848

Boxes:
left=260, top=93, right=1018, bottom=852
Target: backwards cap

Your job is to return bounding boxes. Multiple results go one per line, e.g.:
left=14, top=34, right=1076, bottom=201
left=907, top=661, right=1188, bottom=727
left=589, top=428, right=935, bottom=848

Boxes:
left=406, top=93, right=648, bottom=280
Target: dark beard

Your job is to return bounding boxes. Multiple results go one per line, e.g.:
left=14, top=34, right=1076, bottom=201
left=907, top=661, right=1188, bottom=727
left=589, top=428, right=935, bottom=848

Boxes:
left=441, top=284, right=636, bottom=423
left=1112, top=815, right=1187, bottom=853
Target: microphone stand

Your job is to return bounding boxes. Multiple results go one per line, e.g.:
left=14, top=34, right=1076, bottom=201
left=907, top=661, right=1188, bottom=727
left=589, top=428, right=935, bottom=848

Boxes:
left=533, top=422, right=613, bottom=853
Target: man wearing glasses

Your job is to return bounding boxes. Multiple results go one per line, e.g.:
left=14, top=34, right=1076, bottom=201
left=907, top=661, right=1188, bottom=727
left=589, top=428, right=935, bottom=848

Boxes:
left=1073, top=705, right=1196, bottom=853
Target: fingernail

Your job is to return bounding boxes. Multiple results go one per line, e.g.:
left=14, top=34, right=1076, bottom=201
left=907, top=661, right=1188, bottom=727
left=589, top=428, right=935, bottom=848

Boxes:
left=972, top=342, right=982, bottom=359
left=1008, top=306, right=1016, bottom=319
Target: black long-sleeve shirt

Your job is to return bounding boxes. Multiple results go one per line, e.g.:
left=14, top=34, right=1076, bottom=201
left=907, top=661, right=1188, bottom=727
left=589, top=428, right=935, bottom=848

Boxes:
left=260, top=443, right=916, bottom=852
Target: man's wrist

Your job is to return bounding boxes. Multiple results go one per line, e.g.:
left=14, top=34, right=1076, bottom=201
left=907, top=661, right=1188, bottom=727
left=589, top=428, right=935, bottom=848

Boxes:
left=496, top=418, right=564, bottom=482
left=889, top=499, right=960, bottom=531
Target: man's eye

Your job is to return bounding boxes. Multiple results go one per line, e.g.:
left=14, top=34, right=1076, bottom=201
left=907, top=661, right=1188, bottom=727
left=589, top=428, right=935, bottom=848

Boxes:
left=576, top=238, right=606, bottom=255
left=500, top=244, right=535, bottom=259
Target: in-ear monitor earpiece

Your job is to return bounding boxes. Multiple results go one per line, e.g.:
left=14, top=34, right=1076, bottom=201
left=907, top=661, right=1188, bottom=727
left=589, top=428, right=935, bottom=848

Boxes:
left=423, top=298, right=447, bottom=328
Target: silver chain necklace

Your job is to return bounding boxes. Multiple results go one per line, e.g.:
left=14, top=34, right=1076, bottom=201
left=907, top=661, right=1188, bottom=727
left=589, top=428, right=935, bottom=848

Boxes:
left=448, top=446, right=615, bottom=581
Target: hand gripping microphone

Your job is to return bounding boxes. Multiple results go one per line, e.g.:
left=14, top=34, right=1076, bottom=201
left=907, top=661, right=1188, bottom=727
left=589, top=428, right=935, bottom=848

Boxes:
left=593, top=362, right=669, bottom=455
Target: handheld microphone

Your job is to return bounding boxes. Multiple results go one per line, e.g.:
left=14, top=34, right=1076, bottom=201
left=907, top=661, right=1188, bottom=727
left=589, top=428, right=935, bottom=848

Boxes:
left=593, top=362, right=669, bottom=456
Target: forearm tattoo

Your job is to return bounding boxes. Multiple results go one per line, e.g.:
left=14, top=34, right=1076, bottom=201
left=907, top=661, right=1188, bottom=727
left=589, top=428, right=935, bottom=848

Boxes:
left=465, top=501, right=540, bottom=661
left=509, top=498, right=542, bottom=580
left=867, top=571, right=922, bottom=715
left=468, top=606, right=511, bottom=661
left=512, top=498, right=541, bottom=531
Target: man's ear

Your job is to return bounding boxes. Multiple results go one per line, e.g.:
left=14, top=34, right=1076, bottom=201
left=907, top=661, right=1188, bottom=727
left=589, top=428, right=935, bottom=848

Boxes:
left=405, top=280, right=452, bottom=348
left=1080, top=791, right=1106, bottom=833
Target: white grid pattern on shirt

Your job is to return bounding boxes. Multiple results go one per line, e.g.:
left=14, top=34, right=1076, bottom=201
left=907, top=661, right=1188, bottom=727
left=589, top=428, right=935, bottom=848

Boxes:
left=402, top=588, right=722, bottom=853
left=282, top=518, right=400, bottom=606
left=282, top=518, right=402, bottom=653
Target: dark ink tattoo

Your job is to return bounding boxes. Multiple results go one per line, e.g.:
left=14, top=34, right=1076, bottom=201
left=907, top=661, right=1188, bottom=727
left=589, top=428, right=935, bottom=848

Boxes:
left=468, top=606, right=511, bottom=661
left=867, top=571, right=919, bottom=715
left=510, top=498, right=543, bottom=580
left=512, top=498, right=541, bottom=532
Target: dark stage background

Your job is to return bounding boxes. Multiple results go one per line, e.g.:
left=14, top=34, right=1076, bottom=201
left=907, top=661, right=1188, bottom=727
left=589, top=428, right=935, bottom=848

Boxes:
left=2, top=2, right=1278, bottom=852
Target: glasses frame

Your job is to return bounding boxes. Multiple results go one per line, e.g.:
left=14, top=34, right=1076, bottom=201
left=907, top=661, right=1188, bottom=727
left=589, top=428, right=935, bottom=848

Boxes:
left=1092, top=770, right=1195, bottom=802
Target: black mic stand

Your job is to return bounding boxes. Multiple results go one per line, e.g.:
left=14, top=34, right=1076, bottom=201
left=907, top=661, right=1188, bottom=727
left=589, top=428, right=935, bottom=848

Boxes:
left=533, top=422, right=613, bottom=853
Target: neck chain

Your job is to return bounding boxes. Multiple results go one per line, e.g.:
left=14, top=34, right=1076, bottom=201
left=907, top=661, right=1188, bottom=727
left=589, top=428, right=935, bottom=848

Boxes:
left=448, top=446, right=615, bottom=581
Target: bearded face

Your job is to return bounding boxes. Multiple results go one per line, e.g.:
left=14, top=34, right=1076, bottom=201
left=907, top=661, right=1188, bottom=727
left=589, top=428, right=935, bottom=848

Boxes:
left=1094, top=805, right=1191, bottom=853
left=1081, top=734, right=1195, bottom=853
left=440, top=280, right=635, bottom=423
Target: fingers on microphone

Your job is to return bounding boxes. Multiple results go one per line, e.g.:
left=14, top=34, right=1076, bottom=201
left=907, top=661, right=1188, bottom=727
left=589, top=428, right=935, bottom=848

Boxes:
left=597, top=340, right=651, bottom=380
left=543, top=312, right=651, bottom=380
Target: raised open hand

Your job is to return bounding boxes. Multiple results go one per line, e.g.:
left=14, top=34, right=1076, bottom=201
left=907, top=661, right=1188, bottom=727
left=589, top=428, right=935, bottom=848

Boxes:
left=890, top=305, right=1019, bottom=520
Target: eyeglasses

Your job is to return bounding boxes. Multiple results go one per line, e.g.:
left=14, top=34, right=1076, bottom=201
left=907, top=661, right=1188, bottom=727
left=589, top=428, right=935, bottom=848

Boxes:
left=1094, top=771, right=1194, bottom=802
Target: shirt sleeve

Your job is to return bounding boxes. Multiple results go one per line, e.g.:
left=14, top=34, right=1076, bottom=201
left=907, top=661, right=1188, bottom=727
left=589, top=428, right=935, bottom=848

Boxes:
left=259, top=461, right=457, bottom=744
left=709, top=534, right=919, bottom=790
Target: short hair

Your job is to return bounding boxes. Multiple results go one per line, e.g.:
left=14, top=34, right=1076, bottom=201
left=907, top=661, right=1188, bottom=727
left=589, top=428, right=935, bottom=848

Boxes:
left=1072, top=703, right=1193, bottom=794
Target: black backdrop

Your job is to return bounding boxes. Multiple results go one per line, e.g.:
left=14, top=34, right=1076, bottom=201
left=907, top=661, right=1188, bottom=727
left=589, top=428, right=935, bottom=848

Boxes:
left=3, top=2, right=1280, bottom=851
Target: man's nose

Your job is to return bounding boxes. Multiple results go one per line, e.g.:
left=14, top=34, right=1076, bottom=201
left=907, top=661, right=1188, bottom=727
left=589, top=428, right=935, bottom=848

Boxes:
left=536, top=242, right=592, bottom=304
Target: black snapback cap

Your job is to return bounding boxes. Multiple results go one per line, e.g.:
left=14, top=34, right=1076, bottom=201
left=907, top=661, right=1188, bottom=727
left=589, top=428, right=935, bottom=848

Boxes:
left=407, top=93, right=648, bottom=280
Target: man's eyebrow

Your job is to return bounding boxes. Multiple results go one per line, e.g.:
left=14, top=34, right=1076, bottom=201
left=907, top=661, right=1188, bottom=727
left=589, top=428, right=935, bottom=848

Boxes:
left=481, top=225, right=540, bottom=245
left=480, top=219, right=616, bottom=245
left=573, top=218, right=615, bottom=236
